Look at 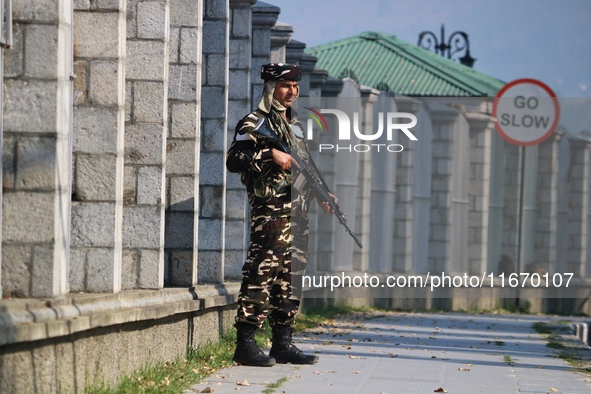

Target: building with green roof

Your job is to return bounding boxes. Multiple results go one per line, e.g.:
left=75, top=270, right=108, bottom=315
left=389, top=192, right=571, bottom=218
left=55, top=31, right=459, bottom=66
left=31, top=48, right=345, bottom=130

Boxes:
left=306, top=31, right=505, bottom=97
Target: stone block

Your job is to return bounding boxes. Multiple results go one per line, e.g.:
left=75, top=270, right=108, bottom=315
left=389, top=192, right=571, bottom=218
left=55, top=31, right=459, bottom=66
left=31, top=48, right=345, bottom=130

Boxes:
left=251, top=29, right=270, bottom=56
left=134, top=81, right=166, bottom=123
left=89, top=60, right=119, bottom=106
left=86, top=248, right=115, bottom=292
left=205, top=53, right=228, bottom=86
left=165, top=211, right=194, bottom=249
left=121, top=249, right=138, bottom=289
left=180, top=28, right=198, bottom=64
left=225, top=189, right=246, bottom=219
left=73, top=60, right=88, bottom=105
left=74, top=0, right=91, bottom=10
left=3, top=135, right=16, bottom=189
left=224, top=219, right=246, bottom=250
left=74, top=11, right=119, bottom=58
left=68, top=248, right=87, bottom=292
left=137, top=1, right=167, bottom=39
left=166, top=139, right=196, bottom=175
left=228, top=69, right=249, bottom=100
left=125, top=123, right=164, bottom=165
left=171, top=102, right=197, bottom=138
left=205, top=0, right=227, bottom=19
left=200, top=86, right=226, bottom=119
left=197, top=250, right=222, bottom=283
left=73, top=106, right=118, bottom=154
left=202, top=20, right=227, bottom=54
left=30, top=245, right=56, bottom=297
left=137, top=166, right=163, bottom=205
left=126, top=41, right=165, bottom=80
left=169, top=250, right=193, bottom=285
left=168, top=64, right=197, bottom=100
left=227, top=99, right=248, bottom=128
left=169, top=176, right=196, bottom=211
left=4, top=80, right=57, bottom=133
left=231, top=7, right=250, bottom=39
left=169, top=27, right=180, bottom=63
left=16, top=136, right=57, bottom=190
left=202, top=119, right=225, bottom=151
left=122, top=206, right=162, bottom=248
left=223, top=250, right=244, bottom=281
left=126, top=0, right=138, bottom=38
left=138, top=249, right=161, bottom=288
left=70, top=202, right=116, bottom=247
left=197, top=218, right=221, bottom=251
left=226, top=171, right=244, bottom=189
left=1, top=245, right=32, bottom=297
left=229, top=39, right=250, bottom=70
left=170, top=0, right=199, bottom=27
left=25, top=24, right=58, bottom=78
left=199, top=153, right=224, bottom=185
left=13, top=0, right=59, bottom=22
left=4, top=23, right=24, bottom=78
left=199, top=185, right=223, bottom=218
left=123, top=165, right=137, bottom=205
left=97, top=0, right=122, bottom=11
left=76, top=154, right=117, bottom=201
left=3, top=192, right=55, bottom=243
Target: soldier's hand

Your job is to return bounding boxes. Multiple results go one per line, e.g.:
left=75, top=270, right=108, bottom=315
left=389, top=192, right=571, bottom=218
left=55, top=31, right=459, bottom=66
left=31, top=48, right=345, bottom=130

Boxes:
left=319, top=193, right=338, bottom=214
left=272, top=149, right=299, bottom=170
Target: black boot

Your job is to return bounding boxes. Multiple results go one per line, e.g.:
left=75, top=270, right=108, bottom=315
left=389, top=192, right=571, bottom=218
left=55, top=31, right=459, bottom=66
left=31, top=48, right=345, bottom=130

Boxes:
left=233, top=323, right=276, bottom=367
left=269, top=325, right=319, bottom=364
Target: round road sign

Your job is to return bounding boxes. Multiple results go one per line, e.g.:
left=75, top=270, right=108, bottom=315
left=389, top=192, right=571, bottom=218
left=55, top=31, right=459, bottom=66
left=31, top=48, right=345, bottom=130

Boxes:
left=492, top=78, right=560, bottom=146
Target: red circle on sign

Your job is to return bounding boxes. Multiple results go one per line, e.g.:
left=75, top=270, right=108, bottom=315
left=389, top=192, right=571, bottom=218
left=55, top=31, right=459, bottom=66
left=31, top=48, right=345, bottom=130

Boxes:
left=492, top=78, right=560, bottom=146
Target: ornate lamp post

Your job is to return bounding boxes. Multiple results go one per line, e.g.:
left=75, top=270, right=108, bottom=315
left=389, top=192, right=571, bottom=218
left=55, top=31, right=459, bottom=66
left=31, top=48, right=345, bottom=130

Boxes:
left=418, top=24, right=476, bottom=67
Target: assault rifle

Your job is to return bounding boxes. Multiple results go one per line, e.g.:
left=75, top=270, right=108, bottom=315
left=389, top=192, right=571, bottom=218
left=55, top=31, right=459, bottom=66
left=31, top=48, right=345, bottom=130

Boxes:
left=253, top=117, right=363, bottom=249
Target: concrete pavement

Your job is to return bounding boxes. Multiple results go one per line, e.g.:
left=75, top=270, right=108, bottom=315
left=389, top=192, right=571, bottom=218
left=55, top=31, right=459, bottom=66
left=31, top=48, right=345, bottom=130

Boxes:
left=185, top=311, right=591, bottom=394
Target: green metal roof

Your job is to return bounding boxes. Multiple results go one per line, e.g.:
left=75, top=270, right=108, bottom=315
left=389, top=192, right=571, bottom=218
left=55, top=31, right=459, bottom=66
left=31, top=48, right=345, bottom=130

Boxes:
left=306, top=31, right=505, bottom=97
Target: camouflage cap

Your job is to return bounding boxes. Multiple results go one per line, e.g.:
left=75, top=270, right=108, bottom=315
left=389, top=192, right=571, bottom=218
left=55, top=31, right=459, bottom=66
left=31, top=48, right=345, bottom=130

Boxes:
left=260, top=63, right=302, bottom=82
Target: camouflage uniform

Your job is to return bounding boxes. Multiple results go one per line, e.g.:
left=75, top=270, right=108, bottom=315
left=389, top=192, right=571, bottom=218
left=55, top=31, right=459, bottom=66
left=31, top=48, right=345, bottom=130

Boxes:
left=227, top=106, right=309, bottom=328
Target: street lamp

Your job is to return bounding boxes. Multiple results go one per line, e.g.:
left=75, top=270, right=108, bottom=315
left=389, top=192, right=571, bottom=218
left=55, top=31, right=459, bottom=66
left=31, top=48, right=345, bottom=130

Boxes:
left=418, top=24, right=476, bottom=68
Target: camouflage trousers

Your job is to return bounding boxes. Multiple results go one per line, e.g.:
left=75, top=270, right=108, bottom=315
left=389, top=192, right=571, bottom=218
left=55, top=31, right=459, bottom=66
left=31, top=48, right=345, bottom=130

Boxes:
left=235, top=192, right=309, bottom=328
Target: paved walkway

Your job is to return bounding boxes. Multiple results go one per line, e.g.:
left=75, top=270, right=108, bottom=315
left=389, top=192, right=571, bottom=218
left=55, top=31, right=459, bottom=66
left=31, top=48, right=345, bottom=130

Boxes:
left=185, top=312, right=591, bottom=394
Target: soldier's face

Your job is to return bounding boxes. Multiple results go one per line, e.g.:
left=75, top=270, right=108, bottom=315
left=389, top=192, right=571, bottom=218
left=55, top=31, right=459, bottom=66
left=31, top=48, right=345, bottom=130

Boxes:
left=273, top=81, right=299, bottom=107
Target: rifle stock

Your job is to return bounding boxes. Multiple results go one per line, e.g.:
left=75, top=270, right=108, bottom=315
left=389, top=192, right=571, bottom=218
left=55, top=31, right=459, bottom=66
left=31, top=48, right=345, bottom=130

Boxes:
left=254, top=117, right=363, bottom=249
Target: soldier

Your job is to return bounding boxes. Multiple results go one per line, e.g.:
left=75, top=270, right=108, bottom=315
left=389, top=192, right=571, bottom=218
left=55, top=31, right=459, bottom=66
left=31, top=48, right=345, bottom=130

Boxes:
left=226, top=63, right=336, bottom=367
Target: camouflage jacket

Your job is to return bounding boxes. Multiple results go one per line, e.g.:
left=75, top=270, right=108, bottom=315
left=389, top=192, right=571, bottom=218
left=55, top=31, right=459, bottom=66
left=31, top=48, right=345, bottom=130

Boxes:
left=227, top=109, right=296, bottom=199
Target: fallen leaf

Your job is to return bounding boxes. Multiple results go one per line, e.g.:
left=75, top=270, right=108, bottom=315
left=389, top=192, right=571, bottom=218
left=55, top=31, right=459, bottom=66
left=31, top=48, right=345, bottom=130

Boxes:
left=236, top=380, right=251, bottom=386
left=200, top=388, right=213, bottom=393
left=536, top=365, right=545, bottom=369
left=352, top=370, right=361, bottom=374
left=389, top=353, right=398, bottom=358
left=549, top=388, right=558, bottom=392
left=466, top=364, right=473, bottom=367
left=431, top=356, right=437, bottom=359
left=434, top=388, right=447, bottom=393
left=458, top=368, right=471, bottom=372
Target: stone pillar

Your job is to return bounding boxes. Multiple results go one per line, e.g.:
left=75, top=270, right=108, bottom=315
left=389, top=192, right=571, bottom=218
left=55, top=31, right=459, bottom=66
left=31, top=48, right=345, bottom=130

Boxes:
left=2, top=0, right=73, bottom=297
left=165, top=0, right=203, bottom=286
left=270, top=22, right=293, bottom=63
left=427, top=103, right=460, bottom=273
left=297, top=54, right=317, bottom=98
left=122, top=0, right=169, bottom=289
left=501, top=143, right=521, bottom=266
left=392, top=96, right=421, bottom=273
left=199, top=0, right=229, bottom=283
left=354, top=86, right=380, bottom=272
left=70, top=1, right=127, bottom=293
left=224, top=0, right=256, bottom=281
left=465, top=112, right=495, bottom=275
left=250, top=1, right=279, bottom=103
left=567, top=139, right=590, bottom=277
